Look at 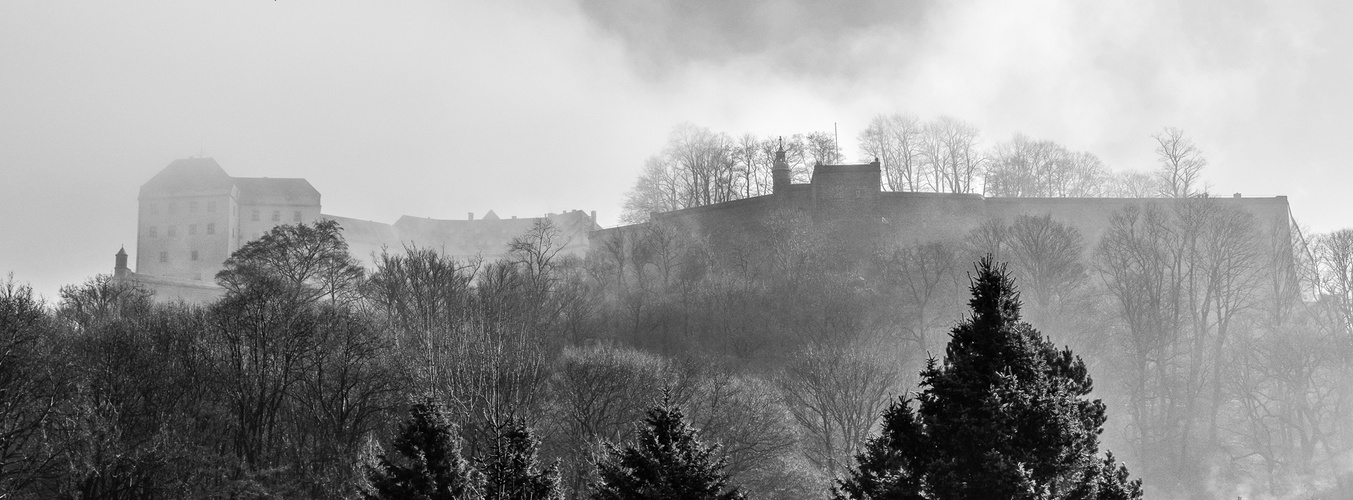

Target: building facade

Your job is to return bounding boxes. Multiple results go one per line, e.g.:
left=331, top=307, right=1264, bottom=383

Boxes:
left=119, top=158, right=600, bottom=302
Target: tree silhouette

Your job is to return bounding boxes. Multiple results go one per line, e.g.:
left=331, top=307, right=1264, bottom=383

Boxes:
left=590, top=392, right=744, bottom=500
left=835, top=257, right=1141, bottom=500
left=480, top=419, right=563, bottom=500
left=368, top=396, right=479, bottom=500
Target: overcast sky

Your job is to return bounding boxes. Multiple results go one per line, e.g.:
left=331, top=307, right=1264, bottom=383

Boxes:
left=2, top=0, right=1351, bottom=298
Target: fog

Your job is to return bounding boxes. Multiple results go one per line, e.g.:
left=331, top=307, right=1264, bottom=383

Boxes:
left=4, top=3, right=1353, bottom=497
left=2, top=0, right=1351, bottom=298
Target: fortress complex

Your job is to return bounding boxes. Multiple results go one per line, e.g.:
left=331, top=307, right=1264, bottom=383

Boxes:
left=117, top=158, right=600, bottom=302
left=591, top=146, right=1292, bottom=265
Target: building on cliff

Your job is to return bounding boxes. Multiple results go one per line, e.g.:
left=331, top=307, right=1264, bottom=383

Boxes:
left=589, top=146, right=1292, bottom=266
left=115, top=158, right=600, bottom=302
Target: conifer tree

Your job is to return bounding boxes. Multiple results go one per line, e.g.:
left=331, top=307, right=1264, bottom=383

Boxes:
left=368, top=396, right=480, bottom=500
left=590, top=393, right=745, bottom=500
left=481, top=419, right=564, bottom=500
left=835, top=257, right=1142, bottom=500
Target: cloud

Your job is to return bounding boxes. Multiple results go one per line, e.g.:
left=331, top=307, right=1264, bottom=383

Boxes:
left=570, top=0, right=937, bottom=80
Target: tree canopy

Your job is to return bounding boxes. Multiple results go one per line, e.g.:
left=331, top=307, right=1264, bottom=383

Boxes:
left=834, top=257, right=1142, bottom=500
left=590, top=393, right=745, bottom=500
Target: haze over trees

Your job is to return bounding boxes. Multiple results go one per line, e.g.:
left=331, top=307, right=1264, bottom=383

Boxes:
left=3, top=116, right=1353, bottom=499
left=621, top=117, right=1206, bottom=223
left=835, top=258, right=1141, bottom=500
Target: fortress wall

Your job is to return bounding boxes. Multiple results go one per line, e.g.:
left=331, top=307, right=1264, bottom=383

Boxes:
left=983, top=196, right=1291, bottom=254
left=878, top=193, right=988, bottom=247
left=599, top=191, right=1292, bottom=265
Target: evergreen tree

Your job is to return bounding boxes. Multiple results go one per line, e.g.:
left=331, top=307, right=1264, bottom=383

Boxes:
left=590, top=393, right=745, bottom=500
left=368, top=396, right=480, bottom=500
left=481, top=419, right=564, bottom=500
left=835, top=257, right=1142, bottom=500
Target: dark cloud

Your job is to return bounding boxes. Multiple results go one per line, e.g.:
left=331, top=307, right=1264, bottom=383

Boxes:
left=571, top=0, right=936, bottom=79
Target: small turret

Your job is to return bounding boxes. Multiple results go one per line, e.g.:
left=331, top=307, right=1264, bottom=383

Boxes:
left=114, top=246, right=129, bottom=278
left=772, top=136, right=791, bottom=195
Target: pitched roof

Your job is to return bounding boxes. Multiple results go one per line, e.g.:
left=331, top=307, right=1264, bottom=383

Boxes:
left=233, top=177, right=320, bottom=205
left=139, top=158, right=235, bottom=199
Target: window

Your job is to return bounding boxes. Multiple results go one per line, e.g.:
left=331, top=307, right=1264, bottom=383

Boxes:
left=189, top=224, right=197, bottom=235
left=191, top=250, right=199, bottom=261
left=251, top=209, right=259, bottom=221
left=293, top=210, right=302, bottom=222
left=272, top=210, right=281, bottom=222
left=189, top=201, right=199, bottom=213
left=207, top=223, right=215, bottom=235
left=207, top=201, right=217, bottom=213
left=168, top=202, right=177, bottom=214
left=149, top=226, right=158, bottom=237
left=168, top=225, right=177, bottom=237
left=158, top=251, right=167, bottom=263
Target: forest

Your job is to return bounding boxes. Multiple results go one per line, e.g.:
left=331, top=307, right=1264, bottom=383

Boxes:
left=2, top=120, right=1352, bottom=499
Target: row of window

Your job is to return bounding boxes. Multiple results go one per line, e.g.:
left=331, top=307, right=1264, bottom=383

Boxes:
left=250, top=209, right=303, bottom=222
left=149, top=201, right=219, bottom=214
left=147, top=203, right=304, bottom=224
left=148, top=223, right=218, bottom=237
left=157, top=250, right=201, bottom=262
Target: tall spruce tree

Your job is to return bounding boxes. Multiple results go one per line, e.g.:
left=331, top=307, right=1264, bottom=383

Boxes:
left=481, top=419, right=564, bottom=500
left=367, top=396, right=480, bottom=500
left=590, top=393, right=745, bottom=500
left=835, top=257, right=1142, bottom=500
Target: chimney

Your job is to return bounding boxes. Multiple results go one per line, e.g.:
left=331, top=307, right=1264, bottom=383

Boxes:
left=591, top=210, right=597, bottom=224
left=114, top=246, right=129, bottom=278
left=468, top=212, right=475, bottom=221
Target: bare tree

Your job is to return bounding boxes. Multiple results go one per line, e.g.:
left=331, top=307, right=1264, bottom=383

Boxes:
left=1153, top=127, right=1207, bottom=198
left=985, top=135, right=1108, bottom=197
left=875, top=242, right=963, bottom=357
left=546, top=345, right=670, bottom=495
left=859, top=113, right=924, bottom=192
left=777, top=342, right=898, bottom=478
left=216, top=219, right=366, bottom=305
left=1105, top=170, right=1160, bottom=198
left=0, top=278, right=65, bottom=496
left=804, top=131, right=842, bottom=166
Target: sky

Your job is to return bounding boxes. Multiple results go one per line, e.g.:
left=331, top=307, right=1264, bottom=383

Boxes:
left=2, top=0, right=1351, bottom=299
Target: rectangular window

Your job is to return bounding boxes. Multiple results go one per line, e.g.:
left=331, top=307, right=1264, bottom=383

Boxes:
left=293, top=210, right=302, bottom=222
left=158, top=251, right=167, bottom=263
left=189, top=224, right=197, bottom=235
left=272, top=210, right=281, bottom=222
left=190, top=201, right=199, bottom=213
left=207, top=201, right=217, bottom=213
left=191, top=250, right=199, bottom=261
left=207, top=223, right=216, bottom=235
left=168, top=225, right=177, bottom=237
left=252, top=209, right=259, bottom=221
left=168, top=202, right=177, bottom=214
left=149, top=226, right=158, bottom=237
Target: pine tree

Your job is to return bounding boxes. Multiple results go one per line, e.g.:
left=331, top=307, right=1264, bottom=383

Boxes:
left=481, top=419, right=564, bottom=500
left=590, top=393, right=745, bottom=500
left=835, top=257, right=1142, bottom=500
left=367, top=396, right=480, bottom=500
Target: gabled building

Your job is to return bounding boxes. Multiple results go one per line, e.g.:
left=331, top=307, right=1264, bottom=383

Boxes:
left=118, top=158, right=600, bottom=302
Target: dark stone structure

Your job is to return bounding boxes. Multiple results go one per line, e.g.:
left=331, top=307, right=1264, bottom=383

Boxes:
left=592, top=146, right=1292, bottom=263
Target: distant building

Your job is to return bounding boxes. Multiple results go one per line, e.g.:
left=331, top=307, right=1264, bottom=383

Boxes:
left=116, top=158, right=600, bottom=302
left=592, top=146, right=1292, bottom=264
